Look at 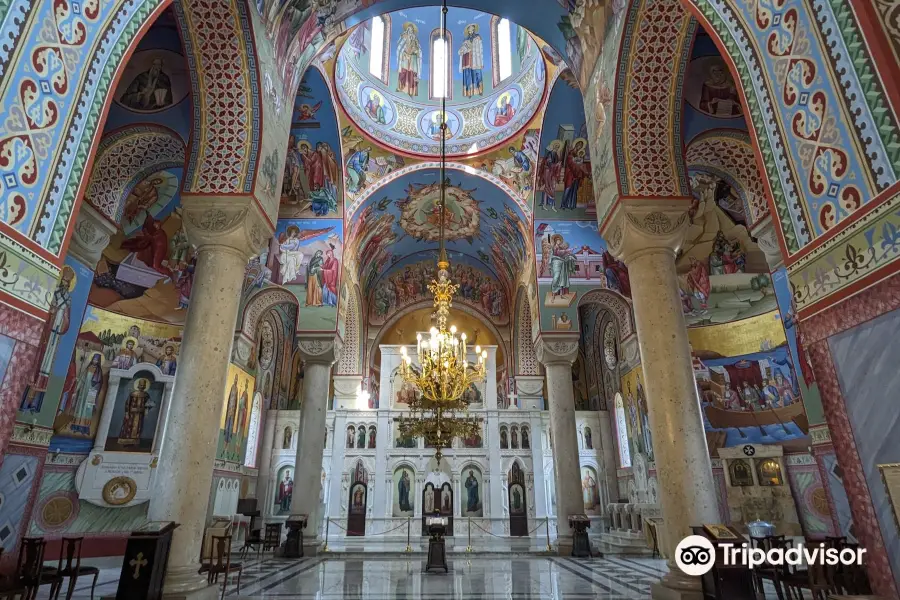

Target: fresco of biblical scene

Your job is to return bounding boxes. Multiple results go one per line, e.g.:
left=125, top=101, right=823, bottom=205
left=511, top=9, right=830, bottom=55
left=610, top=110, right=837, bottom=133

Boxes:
left=534, top=77, right=593, bottom=219
left=689, top=315, right=809, bottom=454
left=267, top=219, right=343, bottom=331
left=50, top=307, right=182, bottom=452
left=274, top=465, right=294, bottom=516
left=113, top=48, right=189, bottom=114
left=370, top=252, right=508, bottom=325
left=334, top=8, right=543, bottom=157
left=534, top=220, right=629, bottom=330
left=458, top=127, right=540, bottom=203
left=393, top=467, right=415, bottom=517
left=217, top=364, right=256, bottom=464
left=18, top=257, right=93, bottom=428
left=773, top=268, right=822, bottom=423
left=280, top=67, right=343, bottom=219
left=89, top=171, right=195, bottom=325
left=620, top=365, right=653, bottom=462
left=678, top=172, right=773, bottom=326
left=103, top=371, right=166, bottom=453
left=461, top=467, right=483, bottom=517
left=345, top=169, right=529, bottom=301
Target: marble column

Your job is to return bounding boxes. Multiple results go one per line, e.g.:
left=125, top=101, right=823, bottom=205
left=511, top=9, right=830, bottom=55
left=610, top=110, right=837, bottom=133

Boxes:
left=290, top=335, right=341, bottom=546
left=535, top=335, right=582, bottom=554
left=255, top=409, right=278, bottom=510
left=147, top=197, right=270, bottom=597
left=597, top=411, right=619, bottom=507
left=604, top=199, right=719, bottom=599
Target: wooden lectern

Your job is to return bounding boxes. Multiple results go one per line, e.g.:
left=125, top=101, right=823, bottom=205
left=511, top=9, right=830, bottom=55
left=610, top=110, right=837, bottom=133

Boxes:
left=115, top=521, right=178, bottom=600
left=569, top=514, right=592, bottom=558
left=691, top=524, right=755, bottom=600
left=284, top=514, right=309, bottom=558
left=425, top=516, right=449, bottom=573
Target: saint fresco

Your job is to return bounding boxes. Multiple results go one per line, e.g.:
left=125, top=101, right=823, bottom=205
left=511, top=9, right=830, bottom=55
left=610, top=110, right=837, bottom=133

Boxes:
left=216, top=364, right=256, bottom=464
left=104, top=374, right=165, bottom=453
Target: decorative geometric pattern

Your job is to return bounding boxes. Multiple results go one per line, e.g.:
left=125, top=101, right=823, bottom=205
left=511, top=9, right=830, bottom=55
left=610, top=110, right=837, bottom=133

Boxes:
left=615, top=0, right=694, bottom=198
left=685, top=130, right=769, bottom=228
left=803, top=272, right=900, bottom=598
left=336, top=286, right=361, bottom=376
left=579, top=289, right=635, bottom=340
left=516, top=292, right=538, bottom=376
left=0, top=304, right=42, bottom=458
left=238, top=288, right=299, bottom=349
left=84, top=125, right=186, bottom=223
left=175, top=0, right=259, bottom=195
left=873, top=0, right=900, bottom=66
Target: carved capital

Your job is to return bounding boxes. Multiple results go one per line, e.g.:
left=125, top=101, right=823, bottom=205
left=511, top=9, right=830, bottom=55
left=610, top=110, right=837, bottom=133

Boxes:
left=534, top=334, right=579, bottom=367
left=297, top=334, right=343, bottom=365
left=181, top=195, right=273, bottom=258
left=231, top=333, right=254, bottom=369
left=68, top=204, right=117, bottom=268
left=601, top=198, right=692, bottom=264
left=749, top=216, right=784, bottom=271
left=333, top=375, right=363, bottom=399
left=514, top=375, right=545, bottom=398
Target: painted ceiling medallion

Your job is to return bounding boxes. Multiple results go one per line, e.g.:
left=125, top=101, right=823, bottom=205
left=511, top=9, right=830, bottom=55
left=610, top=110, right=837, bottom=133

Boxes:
left=335, top=8, right=546, bottom=157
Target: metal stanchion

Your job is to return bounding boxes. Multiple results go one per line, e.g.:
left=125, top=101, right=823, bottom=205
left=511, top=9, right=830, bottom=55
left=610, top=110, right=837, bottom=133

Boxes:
left=545, top=518, right=551, bottom=552
left=466, top=517, right=472, bottom=553
left=406, top=517, right=412, bottom=552
left=323, top=518, right=330, bottom=552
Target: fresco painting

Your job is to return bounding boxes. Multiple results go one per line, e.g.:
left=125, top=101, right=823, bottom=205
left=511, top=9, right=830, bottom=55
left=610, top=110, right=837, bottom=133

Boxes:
left=268, top=219, right=344, bottom=331
left=103, top=370, right=167, bottom=453
left=620, top=365, right=653, bottom=462
left=217, top=364, right=257, bottom=464
left=534, top=220, right=629, bottom=330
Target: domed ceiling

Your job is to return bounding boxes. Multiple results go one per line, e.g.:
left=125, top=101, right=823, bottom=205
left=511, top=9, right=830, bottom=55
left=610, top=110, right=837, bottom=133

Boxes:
left=335, top=7, right=546, bottom=157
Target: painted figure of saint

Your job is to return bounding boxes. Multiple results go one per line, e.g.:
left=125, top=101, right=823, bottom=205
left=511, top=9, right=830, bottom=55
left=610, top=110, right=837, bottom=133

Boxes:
left=322, top=247, right=339, bottom=307
left=465, top=470, right=479, bottom=512
left=236, top=382, right=249, bottom=443
left=398, top=470, right=412, bottom=512
left=723, top=383, right=741, bottom=410
left=21, top=266, right=75, bottom=412
left=699, top=61, right=742, bottom=117
left=562, top=140, right=590, bottom=209
left=537, top=141, right=562, bottom=210
left=117, top=379, right=154, bottom=446
left=69, top=353, right=103, bottom=435
left=365, top=91, right=387, bottom=124
left=156, top=344, right=177, bottom=375
left=548, top=234, right=576, bottom=297
left=458, top=24, right=484, bottom=97
left=424, top=487, right=434, bottom=513
left=637, top=380, right=653, bottom=460
left=441, top=489, right=451, bottom=513
left=493, top=93, right=515, bottom=126
left=521, top=429, right=530, bottom=449
left=346, top=146, right=371, bottom=194
left=277, top=470, right=293, bottom=512
left=306, top=250, right=324, bottom=307
left=582, top=470, right=598, bottom=510
left=278, top=226, right=305, bottom=285
left=120, top=58, right=173, bottom=111
left=774, top=373, right=796, bottom=406
left=396, top=22, right=422, bottom=96
left=114, top=339, right=138, bottom=370
left=512, top=486, right=522, bottom=512
left=357, top=427, right=366, bottom=449
left=347, top=426, right=355, bottom=448
left=224, top=375, right=239, bottom=443
left=353, top=486, right=365, bottom=510
left=584, top=427, right=593, bottom=450
left=761, top=378, right=780, bottom=407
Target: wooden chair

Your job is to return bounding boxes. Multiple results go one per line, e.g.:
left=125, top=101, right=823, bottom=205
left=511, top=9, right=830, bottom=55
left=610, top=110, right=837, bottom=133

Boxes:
left=262, top=523, right=282, bottom=553
left=781, top=548, right=833, bottom=600
left=1, top=538, right=62, bottom=600
left=51, top=537, right=99, bottom=600
left=206, top=535, right=242, bottom=600
left=239, top=528, right=262, bottom=559
left=751, top=536, right=791, bottom=600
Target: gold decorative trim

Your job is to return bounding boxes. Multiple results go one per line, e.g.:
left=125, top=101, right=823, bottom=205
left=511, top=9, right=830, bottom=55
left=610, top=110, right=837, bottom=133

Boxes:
left=102, top=476, right=137, bottom=506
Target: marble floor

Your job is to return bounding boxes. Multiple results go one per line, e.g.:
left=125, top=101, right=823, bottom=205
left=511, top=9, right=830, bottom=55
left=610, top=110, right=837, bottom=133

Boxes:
left=32, top=554, right=787, bottom=599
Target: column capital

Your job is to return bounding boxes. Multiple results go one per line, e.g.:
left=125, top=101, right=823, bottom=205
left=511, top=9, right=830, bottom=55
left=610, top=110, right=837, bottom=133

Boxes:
left=601, top=198, right=691, bottom=264
left=297, top=334, right=343, bottom=365
left=68, top=203, right=118, bottom=268
left=534, top=334, right=579, bottom=367
left=749, top=216, right=785, bottom=271
left=181, top=194, right=273, bottom=258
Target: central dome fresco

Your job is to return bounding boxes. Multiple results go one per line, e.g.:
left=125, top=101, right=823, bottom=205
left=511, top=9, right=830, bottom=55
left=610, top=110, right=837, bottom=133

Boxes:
left=336, top=7, right=546, bottom=157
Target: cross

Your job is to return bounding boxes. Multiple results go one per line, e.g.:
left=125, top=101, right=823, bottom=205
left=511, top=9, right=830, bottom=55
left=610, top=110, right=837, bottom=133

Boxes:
left=130, top=552, right=148, bottom=580
left=507, top=391, right=518, bottom=409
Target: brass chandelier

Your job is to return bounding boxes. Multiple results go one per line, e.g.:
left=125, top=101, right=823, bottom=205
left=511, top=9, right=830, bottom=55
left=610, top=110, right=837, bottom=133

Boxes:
left=394, top=0, right=484, bottom=464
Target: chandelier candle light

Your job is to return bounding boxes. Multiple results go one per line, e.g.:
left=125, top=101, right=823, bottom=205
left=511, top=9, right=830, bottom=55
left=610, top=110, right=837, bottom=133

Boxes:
left=395, top=0, right=485, bottom=464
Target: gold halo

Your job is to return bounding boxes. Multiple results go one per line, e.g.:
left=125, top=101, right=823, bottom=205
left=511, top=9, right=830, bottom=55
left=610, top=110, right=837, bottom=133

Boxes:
left=298, top=140, right=313, bottom=153
left=550, top=233, right=564, bottom=245
left=497, top=92, right=511, bottom=108
left=60, top=265, right=77, bottom=291
left=404, top=22, right=418, bottom=35
left=133, top=377, right=150, bottom=390
left=121, top=336, right=138, bottom=349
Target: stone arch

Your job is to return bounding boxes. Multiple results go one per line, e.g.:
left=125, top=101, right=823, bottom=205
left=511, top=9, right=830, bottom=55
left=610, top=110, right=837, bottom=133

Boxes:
left=84, top=124, right=186, bottom=224
left=686, top=129, right=769, bottom=229
left=236, top=287, right=299, bottom=348
left=577, top=289, right=634, bottom=340
left=513, top=286, right=538, bottom=376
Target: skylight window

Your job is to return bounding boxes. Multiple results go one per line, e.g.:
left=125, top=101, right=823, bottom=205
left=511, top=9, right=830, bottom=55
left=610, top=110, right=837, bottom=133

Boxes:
left=497, top=18, right=512, bottom=81
left=369, top=16, right=385, bottom=79
left=432, top=35, right=450, bottom=98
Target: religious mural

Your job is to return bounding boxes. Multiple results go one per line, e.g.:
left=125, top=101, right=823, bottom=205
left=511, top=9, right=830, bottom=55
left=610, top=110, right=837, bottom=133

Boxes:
left=50, top=306, right=182, bottom=452
left=113, top=48, right=189, bottom=114
left=370, top=253, right=507, bottom=325
left=392, top=467, right=415, bottom=517
left=267, top=219, right=343, bottom=331
left=534, top=220, right=629, bottom=330
left=103, top=371, right=166, bottom=453
left=18, top=257, right=93, bottom=429
left=461, top=467, right=483, bottom=517
left=334, top=8, right=544, bottom=157
left=280, top=68, right=343, bottom=219
left=274, top=465, right=294, bottom=516
left=581, top=466, right=601, bottom=514
left=620, top=365, right=653, bottom=463
left=216, top=364, right=257, bottom=464
left=535, top=77, right=592, bottom=219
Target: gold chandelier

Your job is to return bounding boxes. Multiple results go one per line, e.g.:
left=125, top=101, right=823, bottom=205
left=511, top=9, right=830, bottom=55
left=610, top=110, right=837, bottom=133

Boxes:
left=395, top=0, right=484, bottom=464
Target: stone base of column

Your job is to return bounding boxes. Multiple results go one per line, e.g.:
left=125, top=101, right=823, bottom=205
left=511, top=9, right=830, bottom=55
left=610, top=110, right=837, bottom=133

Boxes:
left=162, top=565, right=216, bottom=597
left=650, top=569, right=703, bottom=600
left=556, top=534, right=573, bottom=556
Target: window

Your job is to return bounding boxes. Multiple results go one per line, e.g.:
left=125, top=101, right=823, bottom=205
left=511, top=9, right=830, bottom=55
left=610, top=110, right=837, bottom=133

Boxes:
left=429, top=28, right=452, bottom=100
left=491, top=16, right=514, bottom=87
left=369, top=16, right=385, bottom=79
left=614, top=392, right=632, bottom=468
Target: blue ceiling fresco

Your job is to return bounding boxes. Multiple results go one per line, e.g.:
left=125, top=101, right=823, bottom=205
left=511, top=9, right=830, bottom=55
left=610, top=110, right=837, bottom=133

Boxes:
left=335, top=7, right=546, bottom=156
left=345, top=168, right=529, bottom=296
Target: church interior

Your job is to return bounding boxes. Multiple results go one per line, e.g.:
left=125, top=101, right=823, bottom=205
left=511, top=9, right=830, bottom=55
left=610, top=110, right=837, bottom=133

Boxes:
left=0, top=0, right=899, bottom=598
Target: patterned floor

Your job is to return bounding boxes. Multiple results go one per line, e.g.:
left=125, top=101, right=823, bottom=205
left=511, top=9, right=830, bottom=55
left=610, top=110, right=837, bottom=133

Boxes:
left=31, top=554, right=782, bottom=599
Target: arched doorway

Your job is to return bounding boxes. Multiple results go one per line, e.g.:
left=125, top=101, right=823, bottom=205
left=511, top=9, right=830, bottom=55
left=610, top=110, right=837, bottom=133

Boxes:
left=347, top=461, right=368, bottom=536
left=508, top=462, right=527, bottom=536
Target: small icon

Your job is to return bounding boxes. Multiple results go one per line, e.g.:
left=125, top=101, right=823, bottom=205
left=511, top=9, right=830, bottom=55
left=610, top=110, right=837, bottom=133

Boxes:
left=743, top=445, right=756, bottom=456
left=675, top=535, right=716, bottom=576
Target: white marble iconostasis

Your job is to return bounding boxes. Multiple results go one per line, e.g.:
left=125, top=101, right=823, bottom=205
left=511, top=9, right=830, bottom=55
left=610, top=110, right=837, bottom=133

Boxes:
left=253, top=344, right=617, bottom=548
